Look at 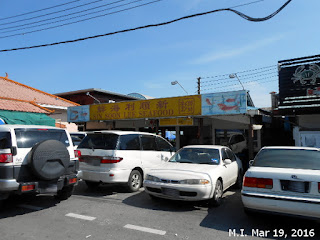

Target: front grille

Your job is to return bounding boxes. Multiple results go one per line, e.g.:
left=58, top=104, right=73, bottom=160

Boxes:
left=280, top=180, right=310, bottom=193
left=160, top=178, right=180, bottom=184
left=180, top=191, right=197, bottom=197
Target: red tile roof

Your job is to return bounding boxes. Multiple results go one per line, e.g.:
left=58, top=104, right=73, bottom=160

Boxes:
left=0, top=75, right=79, bottom=108
left=0, top=97, right=52, bottom=113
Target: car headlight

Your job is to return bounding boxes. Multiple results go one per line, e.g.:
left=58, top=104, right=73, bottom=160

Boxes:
left=146, top=174, right=161, bottom=182
left=179, top=179, right=210, bottom=185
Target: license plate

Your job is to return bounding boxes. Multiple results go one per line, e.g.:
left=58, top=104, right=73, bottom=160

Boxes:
left=162, top=188, right=180, bottom=197
left=281, top=180, right=309, bottom=193
left=84, top=158, right=100, bottom=166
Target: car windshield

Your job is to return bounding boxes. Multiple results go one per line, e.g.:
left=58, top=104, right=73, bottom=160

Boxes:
left=78, top=133, right=119, bottom=150
left=169, top=148, right=220, bottom=165
left=15, top=128, right=70, bottom=148
left=253, top=149, right=320, bottom=170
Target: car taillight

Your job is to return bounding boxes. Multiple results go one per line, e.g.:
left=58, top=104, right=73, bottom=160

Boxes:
left=100, top=157, right=123, bottom=164
left=243, top=177, right=273, bottom=189
left=318, top=183, right=320, bottom=193
left=69, top=177, right=77, bottom=184
left=0, top=153, right=13, bottom=163
left=21, top=184, right=35, bottom=192
left=74, top=150, right=81, bottom=158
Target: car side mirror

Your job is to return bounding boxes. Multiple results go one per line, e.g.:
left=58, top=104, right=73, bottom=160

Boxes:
left=224, top=159, right=232, bottom=165
left=11, top=146, right=17, bottom=156
left=249, top=160, right=254, bottom=167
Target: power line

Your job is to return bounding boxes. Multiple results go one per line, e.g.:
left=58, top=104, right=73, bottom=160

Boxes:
left=0, top=0, right=148, bottom=34
left=0, top=0, right=83, bottom=21
left=201, top=74, right=278, bottom=88
left=201, top=78, right=278, bottom=92
left=200, top=64, right=277, bottom=80
left=200, top=68, right=278, bottom=84
left=0, top=0, right=162, bottom=39
left=0, top=0, right=292, bottom=52
left=0, top=0, right=120, bottom=28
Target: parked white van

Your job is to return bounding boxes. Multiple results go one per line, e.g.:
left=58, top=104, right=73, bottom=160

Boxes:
left=77, top=131, right=175, bottom=192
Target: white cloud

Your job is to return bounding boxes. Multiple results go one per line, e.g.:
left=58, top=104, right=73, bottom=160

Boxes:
left=192, top=35, right=285, bottom=64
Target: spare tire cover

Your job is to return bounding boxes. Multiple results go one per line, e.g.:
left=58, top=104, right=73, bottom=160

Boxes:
left=29, top=140, right=70, bottom=181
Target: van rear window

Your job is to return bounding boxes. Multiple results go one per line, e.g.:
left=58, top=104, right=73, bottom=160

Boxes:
left=0, top=132, right=11, bottom=149
left=15, top=129, right=70, bottom=148
left=78, top=133, right=119, bottom=150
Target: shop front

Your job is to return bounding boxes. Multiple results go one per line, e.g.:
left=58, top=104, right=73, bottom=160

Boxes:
left=68, top=90, right=261, bottom=163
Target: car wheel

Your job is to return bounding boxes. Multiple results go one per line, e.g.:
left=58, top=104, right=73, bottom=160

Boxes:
left=85, top=181, right=100, bottom=190
left=127, top=170, right=142, bottom=192
left=209, top=179, right=223, bottom=207
left=55, top=185, right=74, bottom=201
left=235, top=170, right=243, bottom=189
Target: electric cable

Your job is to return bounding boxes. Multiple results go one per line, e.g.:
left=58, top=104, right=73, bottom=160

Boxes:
left=0, top=0, right=149, bottom=34
left=0, top=0, right=162, bottom=39
left=0, top=0, right=83, bottom=21
left=0, top=0, right=292, bottom=52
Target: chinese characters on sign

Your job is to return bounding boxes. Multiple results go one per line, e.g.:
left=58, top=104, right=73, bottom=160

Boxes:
left=89, top=95, right=201, bottom=121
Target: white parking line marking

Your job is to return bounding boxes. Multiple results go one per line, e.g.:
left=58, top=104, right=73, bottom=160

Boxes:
left=124, top=224, right=166, bottom=235
left=224, top=191, right=236, bottom=197
left=18, top=204, right=44, bottom=211
left=65, top=213, right=96, bottom=221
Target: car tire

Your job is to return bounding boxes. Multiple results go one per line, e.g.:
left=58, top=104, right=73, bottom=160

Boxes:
left=235, top=170, right=243, bottom=189
left=85, top=181, right=100, bottom=190
left=209, top=179, right=223, bottom=207
left=55, top=185, right=74, bottom=201
left=28, top=140, right=70, bottom=181
left=127, top=170, right=142, bottom=192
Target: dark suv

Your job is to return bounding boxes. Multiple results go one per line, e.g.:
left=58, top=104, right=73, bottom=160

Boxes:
left=0, top=125, right=79, bottom=205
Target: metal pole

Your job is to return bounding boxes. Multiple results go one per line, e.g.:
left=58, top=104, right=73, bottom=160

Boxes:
left=197, top=77, right=201, bottom=94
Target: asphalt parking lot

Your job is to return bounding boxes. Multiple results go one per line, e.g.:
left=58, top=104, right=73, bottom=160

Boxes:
left=0, top=181, right=319, bottom=240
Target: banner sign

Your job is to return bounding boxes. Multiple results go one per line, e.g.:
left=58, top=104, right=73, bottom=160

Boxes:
left=67, top=105, right=90, bottom=122
left=279, top=63, right=320, bottom=106
left=90, top=95, right=201, bottom=121
left=159, top=118, right=194, bottom=126
left=201, top=90, right=247, bottom=115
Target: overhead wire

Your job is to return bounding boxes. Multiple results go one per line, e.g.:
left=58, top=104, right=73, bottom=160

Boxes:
left=0, top=0, right=162, bottom=39
left=0, top=0, right=83, bottom=21
left=200, top=64, right=277, bottom=80
left=0, top=0, right=151, bottom=34
left=0, top=0, right=109, bottom=27
left=0, top=0, right=292, bottom=52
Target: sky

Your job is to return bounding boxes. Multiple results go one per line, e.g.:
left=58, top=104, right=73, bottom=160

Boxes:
left=0, top=0, right=318, bottom=108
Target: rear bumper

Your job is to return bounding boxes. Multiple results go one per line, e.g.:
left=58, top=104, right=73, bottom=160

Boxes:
left=77, top=169, right=130, bottom=183
left=241, top=190, right=320, bottom=219
left=0, top=179, right=19, bottom=191
left=0, top=175, right=78, bottom=195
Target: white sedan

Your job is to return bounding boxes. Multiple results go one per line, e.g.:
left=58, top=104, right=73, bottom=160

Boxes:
left=144, top=145, right=243, bottom=206
left=242, top=146, right=320, bottom=219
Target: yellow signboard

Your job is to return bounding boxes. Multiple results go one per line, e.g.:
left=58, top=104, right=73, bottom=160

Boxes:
left=159, top=118, right=194, bottom=126
left=90, top=95, right=201, bottom=121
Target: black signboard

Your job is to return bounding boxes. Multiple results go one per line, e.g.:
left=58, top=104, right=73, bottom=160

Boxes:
left=278, top=63, right=320, bottom=109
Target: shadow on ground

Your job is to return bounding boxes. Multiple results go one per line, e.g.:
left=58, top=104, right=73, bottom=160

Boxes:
left=200, top=191, right=320, bottom=239
left=0, top=194, right=60, bottom=219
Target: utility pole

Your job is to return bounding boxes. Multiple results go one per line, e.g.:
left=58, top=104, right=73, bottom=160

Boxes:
left=197, top=77, right=203, bottom=144
left=197, top=77, right=201, bottom=94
